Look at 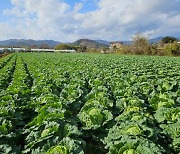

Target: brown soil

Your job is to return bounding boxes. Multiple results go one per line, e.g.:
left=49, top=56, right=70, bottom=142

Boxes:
left=0, top=53, right=10, bottom=59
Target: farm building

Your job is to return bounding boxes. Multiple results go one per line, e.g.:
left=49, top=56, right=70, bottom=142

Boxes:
left=31, top=49, right=76, bottom=53
left=55, top=49, right=76, bottom=53
left=0, top=48, right=77, bottom=53
left=110, top=41, right=123, bottom=49
left=0, top=48, right=26, bottom=52
left=0, top=48, right=4, bottom=54
left=31, top=49, right=55, bottom=52
left=11, top=48, right=26, bottom=52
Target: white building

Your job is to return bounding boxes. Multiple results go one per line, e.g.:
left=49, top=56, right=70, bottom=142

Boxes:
left=55, top=49, right=76, bottom=53
left=31, top=49, right=76, bottom=53
left=31, top=49, right=55, bottom=52
left=0, top=48, right=4, bottom=54
left=0, top=47, right=26, bottom=52
left=0, top=48, right=77, bottom=53
left=11, top=48, right=26, bottom=51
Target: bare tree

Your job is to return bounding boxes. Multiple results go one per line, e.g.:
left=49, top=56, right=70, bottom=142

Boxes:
left=132, top=34, right=150, bottom=54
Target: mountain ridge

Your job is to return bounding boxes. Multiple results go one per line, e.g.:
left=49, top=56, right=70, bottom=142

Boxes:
left=0, top=37, right=175, bottom=48
left=69, top=38, right=109, bottom=49
left=0, top=39, right=61, bottom=48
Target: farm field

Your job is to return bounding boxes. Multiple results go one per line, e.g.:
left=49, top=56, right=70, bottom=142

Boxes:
left=0, top=53, right=180, bottom=154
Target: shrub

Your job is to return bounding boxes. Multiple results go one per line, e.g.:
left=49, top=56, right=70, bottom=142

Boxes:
left=55, top=44, right=74, bottom=50
left=164, top=42, right=180, bottom=56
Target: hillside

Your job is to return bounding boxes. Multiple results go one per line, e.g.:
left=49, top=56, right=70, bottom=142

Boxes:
left=95, top=40, right=110, bottom=46
left=70, top=39, right=109, bottom=49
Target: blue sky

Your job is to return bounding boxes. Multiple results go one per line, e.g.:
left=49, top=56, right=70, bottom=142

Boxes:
left=65, top=0, right=98, bottom=13
left=0, top=0, right=12, bottom=21
left=0, top=0, right=97, bottom=19
left=0, top=0, right=180, bottom=42
left=0, top=0, right=11, bottom=11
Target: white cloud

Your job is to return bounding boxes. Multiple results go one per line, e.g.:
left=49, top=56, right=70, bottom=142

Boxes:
left=74, top=2, right=84, bottom=13
left=1, top=0, right=180, bottom=41
left=0, top=22, right=22, bottom=40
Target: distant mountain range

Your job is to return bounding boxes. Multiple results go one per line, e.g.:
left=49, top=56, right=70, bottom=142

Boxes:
left=121, top=37, right=164, bottom=45
left=149, top=37, right=163, bottom=44
left=0, top=37, right=168, bottom=49
left=0, top=39, right=108, bottom=49
left=0, top=39, right=61, bottom=48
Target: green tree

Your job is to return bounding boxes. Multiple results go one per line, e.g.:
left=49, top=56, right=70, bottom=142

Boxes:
left=55, top=44, right=74, bottom=50
left=82, top=46, right=87, bottom=52
left=162, top=36, right=177, bottom=44
left=73, top=46, right=86, bottom=52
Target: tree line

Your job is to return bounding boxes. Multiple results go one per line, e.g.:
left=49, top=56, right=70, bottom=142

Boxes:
left=114, top=35, right=180, bottom=56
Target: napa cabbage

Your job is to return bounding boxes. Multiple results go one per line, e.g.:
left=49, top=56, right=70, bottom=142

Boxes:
left=78, top=103, right=113, bottom=130
left=104, top=136, right=165, bottom=154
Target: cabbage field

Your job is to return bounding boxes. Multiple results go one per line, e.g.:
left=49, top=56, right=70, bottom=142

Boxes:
left=0, top=53, right=180, bottom=154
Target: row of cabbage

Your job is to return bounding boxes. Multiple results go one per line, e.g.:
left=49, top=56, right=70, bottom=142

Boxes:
left=0, top=53, right=180, bottom=153
left=0, top=55, right=31, bottom=153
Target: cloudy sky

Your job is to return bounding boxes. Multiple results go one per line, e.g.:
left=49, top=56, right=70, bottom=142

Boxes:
left=0, top=0, right=180, bottom=42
